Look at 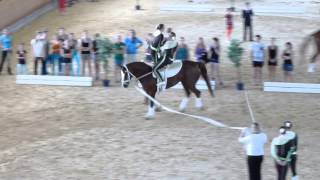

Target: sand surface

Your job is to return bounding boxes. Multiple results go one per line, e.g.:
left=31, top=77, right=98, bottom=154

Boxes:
left=0, top=0, right=320, bottom=179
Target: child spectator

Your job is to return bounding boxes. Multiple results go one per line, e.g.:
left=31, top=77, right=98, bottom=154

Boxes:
left=47, top=34, right=62, bottom=75
left=251, top=35, right=265, bottom=85
left=144, top=33, right=153, bottom=63
left=0, top=29, right=13, bottom=75
left=267, top=38, right=278, bottom=81
left=282, top=42, right=294, bottom=82
left=61, top=38, right=72, bottom=76
left=79, top=30, right=93, bottom=76
left=124, top=29, right=143, bottom=63
left=209, top=37, right=223, bottom=86
left=195, top=37, right=208, bottom=63
left=16, top=43, right=28, bottom=75
left=58, top=0, right=66, bottom=15
left=69, top=33, right=80, bottom=76
left=225, top=8, right=234, bottom=41
left=31, top=31, right=48, bottom=75
left=113, top=35, right=126, bottom=83
left=175, top=37, right=189, bottom=61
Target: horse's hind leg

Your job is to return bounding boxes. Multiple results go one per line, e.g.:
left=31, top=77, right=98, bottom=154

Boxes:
left=179, top=82, right=191, bottom=112
left=189, top=85, right=204, bottom=110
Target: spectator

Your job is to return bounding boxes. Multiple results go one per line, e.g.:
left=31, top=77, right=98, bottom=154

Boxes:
left=208, top=37, right=223, bottom=86
left=271, top=126, right=293, bottom=180
left=31, top=31, right=48, bottom=75
left=239, top=122, right=267, bottom=180
left=175, top=37, right=189, bottom=62
left=47, top=34, right=62, bottom=75
left=113, top=35, right=126, bottom=83
left=57, top=27, right=68, bottom=41
left=251, top=35, right=265, bottom=85
left=144, top=33, right=153, bottom=63
left=0, top=29, right=13, bottom=75
left=61, top=38, right=72, bottom=76
left=69, top=33, right=81, bottom=76
left=195, top=37, right=208, bottom=63
left=267, top=37, right=278, bottom=81
left=284, top=121, right=299, bottom=180
left=282, top=42, right=294, bottom=82
left=41, top=29, right=50, bottom=75
left=79, top=30, right=93, bottom=76
left=16, top=43, right=28, bottom=75
left=242, top=2, right=254, bottom=41
left=58, top=0, right=66, bottom=15
left=92, top=33, right=100, bottom=80
left=225, top=8, right=234, bottom=41
left=124, top=29, right=143, bottom=63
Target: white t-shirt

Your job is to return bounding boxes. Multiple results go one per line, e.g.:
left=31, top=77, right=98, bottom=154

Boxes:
left=251, top=42, right=265, bottom=62
left=239, top=133, right=267, bottom=156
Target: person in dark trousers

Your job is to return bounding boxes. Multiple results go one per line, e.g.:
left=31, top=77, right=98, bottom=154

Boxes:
left=242, top=2, right=254, bottom=41
left=0, top=29, right=13, bottom=75
left=271, top=126, right=294, bottom=180
left=239, top=123, right=267, bottom=180
left=284, top=121, right=299, bottom=180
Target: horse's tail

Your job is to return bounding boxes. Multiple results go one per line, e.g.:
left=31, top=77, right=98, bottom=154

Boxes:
left=300, top=33, right=314, bottom=63
left=198, top=62, right=214, bottom=97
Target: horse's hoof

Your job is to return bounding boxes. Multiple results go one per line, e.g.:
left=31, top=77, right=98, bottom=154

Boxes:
left=145, top=115, right=154, bottom=120
left=179, top=109, right=186, bottom=113
left=155, top=107, right=162, bottom=112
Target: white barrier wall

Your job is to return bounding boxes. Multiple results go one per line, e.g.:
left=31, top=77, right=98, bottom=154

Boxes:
left=264, top=82, right=320, bottom=94
left=16, top=75, right=93, bottom=87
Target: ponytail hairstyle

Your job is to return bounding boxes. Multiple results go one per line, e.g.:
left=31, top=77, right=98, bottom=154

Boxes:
left=156, top=24, right=165, bottom=31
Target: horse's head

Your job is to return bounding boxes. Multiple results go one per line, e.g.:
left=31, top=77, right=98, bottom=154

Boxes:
left=121, top=65, right=132, bottom=88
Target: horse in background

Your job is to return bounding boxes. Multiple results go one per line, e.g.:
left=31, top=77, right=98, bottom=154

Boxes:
left=121, top=61, right=214, bottom=119
left=300, top=30, right=320, bottom=72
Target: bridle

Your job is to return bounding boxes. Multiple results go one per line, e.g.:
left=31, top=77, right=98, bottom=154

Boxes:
left=121, top=64, right=153, bottom=85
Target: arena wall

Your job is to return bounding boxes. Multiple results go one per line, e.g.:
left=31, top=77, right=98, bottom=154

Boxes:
left=0, top=0, right=53, bottom=30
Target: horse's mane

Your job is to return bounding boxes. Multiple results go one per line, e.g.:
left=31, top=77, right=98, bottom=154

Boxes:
left=127, top=61, right=153, bottom=73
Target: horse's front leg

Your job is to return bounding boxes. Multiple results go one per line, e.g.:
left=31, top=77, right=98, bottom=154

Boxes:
left=145, top=99, right=156, bottom=120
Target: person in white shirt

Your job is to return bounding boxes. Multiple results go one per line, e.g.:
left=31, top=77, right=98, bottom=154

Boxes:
left=30, top=31, right=48, bottom=75
left=251, top=35, right=265, bottom=85
left=284, top=121, right=299, bottom=180
left=239, top=122, right=267, bottom=180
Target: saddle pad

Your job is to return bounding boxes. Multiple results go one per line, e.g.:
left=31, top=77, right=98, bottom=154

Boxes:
left=160, top=60, right=183, bottom=78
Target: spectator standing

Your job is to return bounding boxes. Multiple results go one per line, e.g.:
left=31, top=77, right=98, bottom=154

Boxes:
left=282, top=42, right=294, bottom=82
left=31, top=31, right=48, bottom=75
left=144, top=33, right=154, bottom=63
left=208, top=37, right=223, bottom=86
left=69, top=33, right=81, bottom=76
left=271, top=126, right=294, bottom=180
left=195, top=37, right=208, bottom=63
left=57, top=27, right=68, bottom=41
left=16, top=43, right=28, bottom=75
left=58, top=0, right=66, bottom=15
left=267, top=38, right=278, bottom=81
left=251, top=35, right=265, bottom=85
left=79, top=30, right=93, bottom=76
left=242, top=2, right=254, bottom=41
left=0, top=29, right=13, bottom=75
left=239, top=123, right=267, bottom=180
left=225, top=8, right=234, bottom=41
left=124, top=29, right=143, bottom=63
left=61, top=38, right=72, bottom=76
left=113, top=35, right=126, bottom=83
left=175, top=37, right=189, bottom=61
left=284, top=121, right=299, bottom=180
left=92, top=33, right=100, bottom=80
left=47, top=34, right=62, bottom=75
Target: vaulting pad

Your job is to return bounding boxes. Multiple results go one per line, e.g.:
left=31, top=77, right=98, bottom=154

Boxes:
left=16, top=75, right=93, bottom=87
left=160, top=5, right=214, bottom=12
left=264, top=82, right=320, bottom=94
left=172, top=80, right=215, bottom=90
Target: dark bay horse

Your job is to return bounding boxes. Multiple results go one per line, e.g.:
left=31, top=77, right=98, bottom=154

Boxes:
left=121, top=61, right=214, bottom=119
left=301, top=30, right=320, bottom=72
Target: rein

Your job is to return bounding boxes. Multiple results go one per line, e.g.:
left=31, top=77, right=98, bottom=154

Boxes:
left=122, top=64, right=153, bottom=84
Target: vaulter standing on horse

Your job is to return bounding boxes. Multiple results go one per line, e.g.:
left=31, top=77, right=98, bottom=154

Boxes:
left=151, top=24, right=178, bottom=91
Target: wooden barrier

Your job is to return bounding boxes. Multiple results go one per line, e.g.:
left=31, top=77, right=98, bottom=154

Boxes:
left=264, top=82, right=320, bottom=94
left=16, top=75, right=93, bottom=87
left=172, top=80, right=215, bottom=90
